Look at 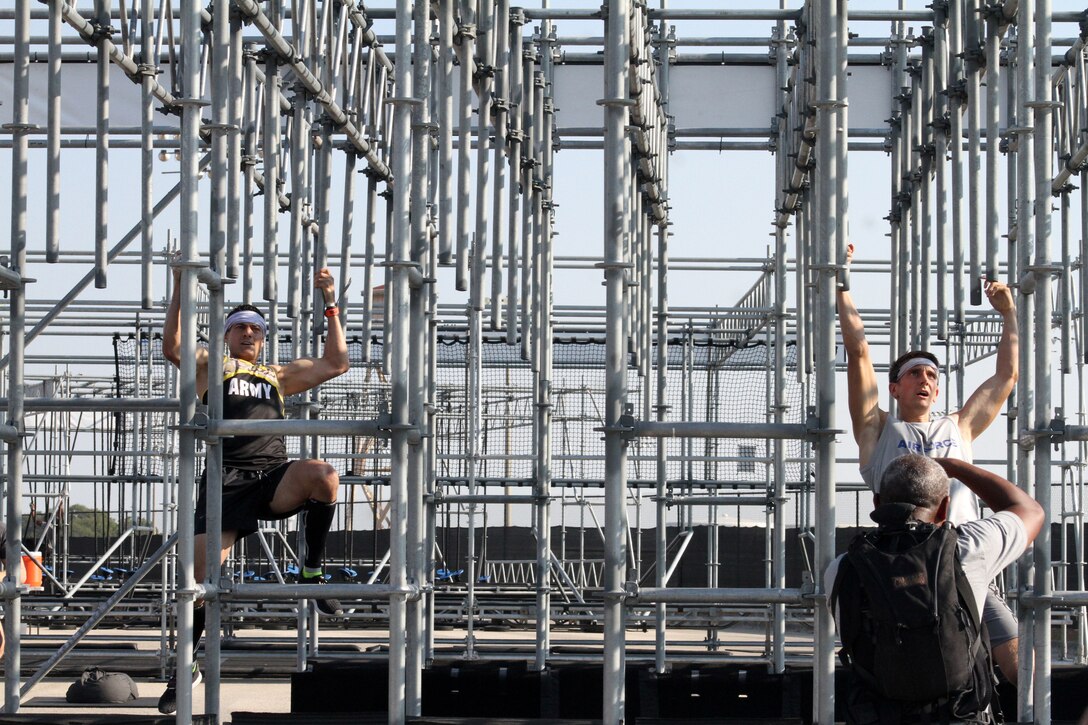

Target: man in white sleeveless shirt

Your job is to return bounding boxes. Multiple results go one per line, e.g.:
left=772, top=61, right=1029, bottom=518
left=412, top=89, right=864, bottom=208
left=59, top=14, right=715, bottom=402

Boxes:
left=837, top=243, right=1021, bottom=684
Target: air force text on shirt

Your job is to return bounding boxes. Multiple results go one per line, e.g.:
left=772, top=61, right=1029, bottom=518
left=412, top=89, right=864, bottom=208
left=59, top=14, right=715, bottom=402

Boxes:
left=896, top=438, right=959, bottom=455
left=227, top=377, right=274, bottom=399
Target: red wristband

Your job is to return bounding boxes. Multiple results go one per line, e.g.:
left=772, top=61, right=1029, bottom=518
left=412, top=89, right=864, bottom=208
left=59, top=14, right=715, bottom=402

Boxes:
left=324, top=305, right=339, bottom=318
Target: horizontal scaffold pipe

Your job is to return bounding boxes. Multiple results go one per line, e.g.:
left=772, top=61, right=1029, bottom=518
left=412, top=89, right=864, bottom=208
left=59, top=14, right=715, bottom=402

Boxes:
left=664, top=496, right=771, bottom=507
left=221, top=582, right=417, bottom=601
left=0, top=397, right=178, bottom=412
left=207, top=418, right=393, bottom=438
left=231, top=0, right=392, bottom=182
left=434, top=494, right=539, bottom=505
left=1020, top=591, right=1088, bottom=606
left=632, top=587, right=807, bottom=605
left=631, top=420, right=812, bottom=441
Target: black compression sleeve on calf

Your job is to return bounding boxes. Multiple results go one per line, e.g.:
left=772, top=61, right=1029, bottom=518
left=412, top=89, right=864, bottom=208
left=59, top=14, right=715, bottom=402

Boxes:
left=304, top=499, right=336, bottom=570
left=192, top=604, right=206, bottom=657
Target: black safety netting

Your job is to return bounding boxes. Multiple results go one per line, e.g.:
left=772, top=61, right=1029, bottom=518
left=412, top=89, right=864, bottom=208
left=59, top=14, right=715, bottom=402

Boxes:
left=111, top=333, right=174, bottom=479
left=110, top=333, right=810, bottom=486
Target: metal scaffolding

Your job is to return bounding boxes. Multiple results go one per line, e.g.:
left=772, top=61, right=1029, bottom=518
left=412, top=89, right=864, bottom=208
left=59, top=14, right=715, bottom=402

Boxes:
left=0, top=1, right=1086, bottom=723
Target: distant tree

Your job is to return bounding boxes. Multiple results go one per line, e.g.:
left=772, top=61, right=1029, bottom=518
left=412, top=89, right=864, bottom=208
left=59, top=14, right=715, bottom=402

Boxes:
left=66, top=505, right=121, bottom=538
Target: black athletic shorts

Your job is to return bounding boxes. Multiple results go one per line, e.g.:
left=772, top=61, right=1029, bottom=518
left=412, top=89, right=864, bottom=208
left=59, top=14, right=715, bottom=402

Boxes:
left=194, top=462, right=301, bottom=538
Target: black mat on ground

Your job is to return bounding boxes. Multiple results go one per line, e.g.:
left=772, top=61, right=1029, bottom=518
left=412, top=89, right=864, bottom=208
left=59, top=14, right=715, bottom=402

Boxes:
left=232, top=714, right=385, bottom=724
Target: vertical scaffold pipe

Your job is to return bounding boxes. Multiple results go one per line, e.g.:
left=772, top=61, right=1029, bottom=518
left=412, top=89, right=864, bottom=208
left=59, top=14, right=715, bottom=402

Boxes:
left=438, top=0, right=455, bottom=266
left=388, top=0, right=414, bottom=720
left=94, top=0, right=110, bottom=289
left=203, top=274, right=226, bottom=720
left=210, top=0, right=231, bottom=276
left=985, top=14, right=1001, bottom=283
left=473, top=1, right=495, bottom=315
left=919, top=30, right=933, bottom=350
left=813, top=1, right=842, bottom=722
left=174, top=0, right=203, bottom=720
left=140, top=0, right=155, bottom=306
left=771, top=4, right=788, bottom=673
left=228, top=11, right=245, bottom=280
left=506, top=10, right=525, bottom=346
left=534, top=29, right=556, bottom=672
left=288, top=76, right=312, bottom=319
left=1014, top=0, right=1036, bottom=714
left=1032, top=1, right=1053, bottom=719
left=965, top=0, right=983, bottom=305
left=456, top=2, right=477, bottom=291
left=361, top=171, right=378, bottom=361
left=491, top=0, right=510, bottom=330
left=909, top=63, right=923, bottom=348
left=46, top=0, right=61, bottom=264
left=407, top=0, right=432, bottom=711
left=602, top=0, right=630, bottom=719
left=949, top=0, right=966, bottom=331
left=263, top=56, right=282, bottom=304
left=520, top=44, right=536, bottom=361
left=2, top=0, right=29, bottom=712
left=242, top=44, right=258, bottom=304
left=934, top=8, right=949, bottom=342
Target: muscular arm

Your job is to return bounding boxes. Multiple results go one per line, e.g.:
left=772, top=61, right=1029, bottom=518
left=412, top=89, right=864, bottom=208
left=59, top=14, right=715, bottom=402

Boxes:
left=837, top=245, right=885, bottom=464
left=277, top=268, right=350, bottom=397
left=934, top=458, right=1043, bottom=542
left=958, top=281, right=1018, bottom=440
left=161, top=261, right=209, bottom=393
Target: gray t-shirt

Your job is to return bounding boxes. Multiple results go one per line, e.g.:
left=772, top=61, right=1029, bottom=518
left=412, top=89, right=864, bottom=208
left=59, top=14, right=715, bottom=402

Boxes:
left=860, top=414, right=978, bottom=526
left=825, top=511, right=1028, bottom=624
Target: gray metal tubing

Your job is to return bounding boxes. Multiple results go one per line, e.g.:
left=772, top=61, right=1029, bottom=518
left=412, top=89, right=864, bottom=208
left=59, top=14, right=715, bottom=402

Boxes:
left=1033, top=1, right=1054, bottom=719
left=1013, top=18, right=1035, bottom=714
left=20, top=533, right=179, bottom=698
left=455, top=3, right=476, bottom=291
left=0, top=397, right=179, bottom=412
left=203, top=272, right=226, bottom=719
left=209, top=0, right=230, bottom=278
left=174, top=0, right=203, bottom=720
left=966, top=1, right=983, bottom=305
left=223, top=583, right=417, bottom=601
left=909, top=68, right=922, bottom=346
left=490, top=0, right=510, bottom=330
left=505, top=10, right=524, bottom=346
left=139, top=0, right=155, bottom=307
left=437, top=494, right=538, bottom=505
left=231, top=0, right=391, bottom=180
left=388, top=1, right=414, bottom=720
left=207, top=418, right=391, bottom=438
left=653, top=4, right=672, bottom=676
left=45, top=0, right=61, bottom=263
left=94, top=0, right=110, bottom=289
left=287, top=80, right=310, bottom=320
left=406, top=0, right=431, bottom=711
left=227, top=14, right=245, bottom=280
left=985, top=19, right=1001, bottom=282
left=633, top=587, right=806, bottom=605
left=3, top=0, right=29, bottom=710
left=519, top=49, right=535, bottom=361
left=666, top=497, right=770, bottom=507
left=813, top=2, right=841, bottom=722
left=361, top=172, right=378, bottom=361
left=262, top=57, right=281, bottom=303
left=602, top=0, right=630, bottom=719
left=472, top=0, right=494, bottom=315
left=934, top=10, right=948, bottom=339
left=437, top=0, right=454, bottom=265
left=633, top=421, right=809, bottom=440
left=242, top=44, right=258, bottom=303
left=920, top=35, right=933, bottom=349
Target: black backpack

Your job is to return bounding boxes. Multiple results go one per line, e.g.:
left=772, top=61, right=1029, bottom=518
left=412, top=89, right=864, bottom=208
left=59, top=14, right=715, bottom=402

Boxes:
left=830, top=504, right=997, bottom=724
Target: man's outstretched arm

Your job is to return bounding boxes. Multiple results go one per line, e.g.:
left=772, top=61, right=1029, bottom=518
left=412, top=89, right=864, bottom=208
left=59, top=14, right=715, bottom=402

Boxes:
left=837, top=244, right=885, bottom=463
left=934, top=457, right=1043, bottom=542
left=958, top=281, right=1018, bottom=440
left=277, top=268, right=350, bottom=396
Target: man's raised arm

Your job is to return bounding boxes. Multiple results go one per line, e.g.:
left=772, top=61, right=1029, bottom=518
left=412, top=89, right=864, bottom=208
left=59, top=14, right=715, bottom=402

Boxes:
left=934, top=458, right=1043, bottom=542
left=958, top=281, right=1018, bottom=441
left=837, top=244, right=885, bottom=463
left=277, top=268, right=350, bottom=397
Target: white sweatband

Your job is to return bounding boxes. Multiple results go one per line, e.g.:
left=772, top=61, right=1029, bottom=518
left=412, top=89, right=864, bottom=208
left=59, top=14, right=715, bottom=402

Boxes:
left=895, top=357, right=938, bottom=381
left=225, top=310, right=267, bottom=335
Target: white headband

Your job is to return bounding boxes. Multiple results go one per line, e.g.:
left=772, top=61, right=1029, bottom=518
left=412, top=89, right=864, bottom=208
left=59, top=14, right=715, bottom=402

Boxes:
left=895, top=357, right=938, bottom=381
left=225, top=309, right=267, bottom=335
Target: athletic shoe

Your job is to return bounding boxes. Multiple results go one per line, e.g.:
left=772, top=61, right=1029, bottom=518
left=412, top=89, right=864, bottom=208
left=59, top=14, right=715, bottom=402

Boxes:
left=301, top=573, right=344, bottom=617
left=157, top=663, right=202, bottom=715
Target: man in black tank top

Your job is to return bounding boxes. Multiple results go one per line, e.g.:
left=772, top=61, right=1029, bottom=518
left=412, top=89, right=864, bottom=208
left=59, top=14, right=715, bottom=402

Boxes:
left=159, top=262, right=349, bottom=714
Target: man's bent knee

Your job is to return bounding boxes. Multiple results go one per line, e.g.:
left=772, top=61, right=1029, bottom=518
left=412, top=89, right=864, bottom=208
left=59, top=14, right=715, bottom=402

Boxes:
left=310, top=461, right=339, bottom=502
